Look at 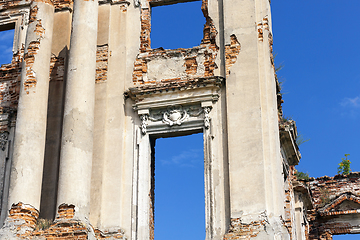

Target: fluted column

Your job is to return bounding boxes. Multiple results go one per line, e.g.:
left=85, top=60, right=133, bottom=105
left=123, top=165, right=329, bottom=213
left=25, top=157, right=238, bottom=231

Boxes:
left=8, top=0, right=54, bottom=215
left=56, top=0, right=98, bottom=220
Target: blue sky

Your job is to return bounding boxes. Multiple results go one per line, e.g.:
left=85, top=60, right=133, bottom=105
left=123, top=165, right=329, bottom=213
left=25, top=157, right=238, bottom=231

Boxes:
left=152, top=1, right=360, bottom=239
left=0, top=29, right=14, bottom=64
left=0, top=1, right=358, bottom=239
left=155, top=134, right=205, bottom=240
left=272, top=1, right=360, bottom=181
left=271, top=3, right=360, bottom=238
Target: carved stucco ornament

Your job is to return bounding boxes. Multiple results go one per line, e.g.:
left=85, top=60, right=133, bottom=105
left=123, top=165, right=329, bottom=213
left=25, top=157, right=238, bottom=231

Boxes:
left=163, top=105, right=188, bottom=126
left=0, top=132, right=8, bottom=151
left=140, top=114, right=148, bottom=135
left=139, top=104, right=213, bottom=135
left=203, top=107, right=211, bottom=129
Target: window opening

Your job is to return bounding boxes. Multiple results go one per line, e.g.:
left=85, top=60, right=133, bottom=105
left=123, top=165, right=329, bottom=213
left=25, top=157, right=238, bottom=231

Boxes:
left=151, top=0, right=204, bottom=49
left=0, top=23, right=15, bottom=65
left=154, top=133, right=205, bottom=240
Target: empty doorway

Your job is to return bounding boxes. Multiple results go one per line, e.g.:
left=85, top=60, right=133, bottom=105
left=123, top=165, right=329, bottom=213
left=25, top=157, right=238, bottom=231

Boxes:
left=154, top=133, right=205, bottom=240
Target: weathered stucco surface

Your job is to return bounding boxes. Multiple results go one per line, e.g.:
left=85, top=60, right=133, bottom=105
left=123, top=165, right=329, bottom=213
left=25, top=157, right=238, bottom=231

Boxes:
left=0, top=0, right=358, bottom=239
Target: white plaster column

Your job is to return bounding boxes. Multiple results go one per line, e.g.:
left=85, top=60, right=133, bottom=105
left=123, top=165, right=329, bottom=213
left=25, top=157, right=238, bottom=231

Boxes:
left=8, top=0, right=54, bottom=211
left=57, top=0, right=98, bottom=220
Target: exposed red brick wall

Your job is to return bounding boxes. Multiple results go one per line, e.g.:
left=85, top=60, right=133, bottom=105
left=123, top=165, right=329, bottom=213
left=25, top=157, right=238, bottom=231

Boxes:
left=309, top=173, right=360, bottom=208
left=96, top=45, right=109, bottom=83
left=0, top=63, right=21, bottom=110
left=6, top=203, right=126, bottom=239
left=304, top=173, right=360, bottom=239
left=0, top=52, right=22, bottom=133
left=140, top=8, right=151, bottom=53
left=8, top=202, right=39, bottom=230
left=0, top=0, right=29, bottom=10
left=53, top=0, right=72, bottom=10
left=223, top=218, right=267, bottom=240
left=283, top=166, right=304, bottom=240
left=0, top=0, right=73, bottom=11
left=184, top=57, right=197, bottom=75
left=23, top=41, right=40, bottom=92
left=224, top=34, right=241, bottom=77
left=132, top=0, right=221, bottom=85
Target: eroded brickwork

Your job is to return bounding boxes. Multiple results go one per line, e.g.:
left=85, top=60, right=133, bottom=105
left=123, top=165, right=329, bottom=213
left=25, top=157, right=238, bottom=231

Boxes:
left=305, top=173, right=360, bottom=239
left=0, top=0, right=29, bottom=10
left=284, top=166, right=297, bottom=239
left=223, top=217, right=267, bottom=240
left=308, top=173, right=360, bottom=209
left=0, top=52, right=22, bottom=135
left=224, top=34, right=240, bottom=76
left=8, top=202, right=39, bottom=230
left=3, top=204, right=126, bottom=239
left=53, top=0, right=72, bottom=10
left=0, top=63, right=21, bottom=110
left=132, top=0, right=228, bottom=85
left=96, top=45, right=109, bottom=83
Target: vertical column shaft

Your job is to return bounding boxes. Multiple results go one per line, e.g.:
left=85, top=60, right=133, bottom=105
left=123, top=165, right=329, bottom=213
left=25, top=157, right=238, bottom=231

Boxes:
left=8, top=0, right=54, bottom=211
left=57, top=0, right=98, bottom=219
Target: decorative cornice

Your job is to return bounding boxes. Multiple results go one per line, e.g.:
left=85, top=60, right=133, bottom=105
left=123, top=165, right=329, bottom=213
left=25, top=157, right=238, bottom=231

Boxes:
left=125, top=77, right=224, bottom=102
left=279, top=120, right=301, bottom=166
left=98, top=0, right=130, bottom=5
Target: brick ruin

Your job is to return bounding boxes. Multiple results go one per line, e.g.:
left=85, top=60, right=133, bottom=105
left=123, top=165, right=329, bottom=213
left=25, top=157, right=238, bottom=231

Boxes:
left=0, top=0, right=359, bottom=239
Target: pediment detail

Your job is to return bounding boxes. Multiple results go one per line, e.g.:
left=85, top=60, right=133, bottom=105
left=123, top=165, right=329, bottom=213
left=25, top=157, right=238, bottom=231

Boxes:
left=319, top=192, right=360, bottom=216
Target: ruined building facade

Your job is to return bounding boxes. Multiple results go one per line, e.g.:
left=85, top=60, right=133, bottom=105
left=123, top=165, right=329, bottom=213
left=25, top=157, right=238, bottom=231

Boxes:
left=0, top=0, right=359, bottom=239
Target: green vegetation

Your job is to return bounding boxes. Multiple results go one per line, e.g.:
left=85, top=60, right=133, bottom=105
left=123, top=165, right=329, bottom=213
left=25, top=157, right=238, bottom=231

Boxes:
left=295, top=133, right=310, bottom=147
left=295, top=170, right=309, bottom=180
left=319, top=188, right=331, bottom=207
left=35, top=218, right=52, bottom=231
left=337, top=154, right=352, bottom=175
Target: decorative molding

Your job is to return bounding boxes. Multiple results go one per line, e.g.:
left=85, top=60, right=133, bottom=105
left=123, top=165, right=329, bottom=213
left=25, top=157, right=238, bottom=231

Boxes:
left=203, top=107, right=211, bottom=129
left=99, top=0, right=130, bottom=5
left=0, top=9, right=30, bottom=55
left=20, top=9, right=30, bottom=27
left=125, top=77, right=224, bottom=102
left=0, top=132, right=8, bottom=151
left=137, top=103, right=213, bottom=135
left=140, top=114, right=148, bottom=135
left=130, top=79, right=219, bottom=135
left=162, top=105, right=188, bottom=126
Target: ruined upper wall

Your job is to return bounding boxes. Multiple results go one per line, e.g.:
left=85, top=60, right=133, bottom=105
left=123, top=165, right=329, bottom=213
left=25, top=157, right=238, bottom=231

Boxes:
left=0, top=0, right=73, bottom=11
left=132, top=0, right=241, bottom=87
left=300, top=173, right=360, bottom=238
left=308, top=172, right=360, bottom=209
